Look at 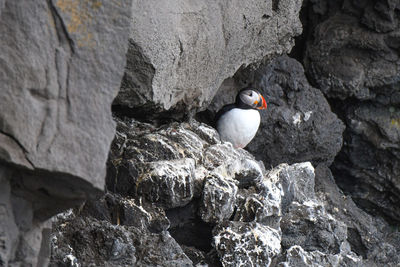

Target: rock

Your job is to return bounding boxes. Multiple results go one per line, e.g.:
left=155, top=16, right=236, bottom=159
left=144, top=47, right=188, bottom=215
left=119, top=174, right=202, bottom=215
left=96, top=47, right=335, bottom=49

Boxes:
left=81, top=193, right=170, bottom=233
left=209, top=55, right=345, bottom=167
left=314, top=165, right=387, bottom=256
left=269, top=163, right=347, bottom=254
left=315, top=165, right=400, bottom=266
left=113, top=0, right=303, bottom=117
left=305, top=11, right=400, bottom=102
left=53, top=114, right=398, bottom=266
left=0, top=0, right=130, bottom=188
left=278, top=245, right=363, bottom=267
left=213, top=221, right=281, bottom=267
left=281, top=200, right=348, bottom=254
left=107, top=117, right=266, bottom=207
left=233, top=162, right=284, bottom=229
left=302, top=0, right=400, bottom=225
left=332, top=103, right=400, bottom=223
left=367, top=232, right=400, bottom=266
left=50, top=213, right=192, bottom=267
left=0, top=1, right=131, bottom=265
left=137, top=159, right=196, bottom=209
left=198, top=173, right=238, bottom=223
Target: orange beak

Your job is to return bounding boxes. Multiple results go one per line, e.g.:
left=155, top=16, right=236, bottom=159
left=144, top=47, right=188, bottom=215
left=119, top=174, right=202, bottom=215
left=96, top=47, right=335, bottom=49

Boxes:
left=256, top=94, right=267, bottom=110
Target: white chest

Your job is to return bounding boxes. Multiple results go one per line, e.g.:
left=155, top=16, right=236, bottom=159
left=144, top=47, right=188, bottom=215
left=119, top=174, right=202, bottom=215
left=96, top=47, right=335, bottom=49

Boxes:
left=216, top=108, right=261, bottom=148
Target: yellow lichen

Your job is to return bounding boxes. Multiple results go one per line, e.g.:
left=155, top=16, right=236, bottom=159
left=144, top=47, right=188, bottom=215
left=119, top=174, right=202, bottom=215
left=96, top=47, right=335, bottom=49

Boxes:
left=54, top=0, right=102, bottom=48
left=391, top=118, right=400, bottom=128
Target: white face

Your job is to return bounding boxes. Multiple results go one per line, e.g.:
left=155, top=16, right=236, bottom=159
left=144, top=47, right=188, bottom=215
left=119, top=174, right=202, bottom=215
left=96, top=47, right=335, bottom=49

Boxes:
left=239, top=89, right=260, bottom=108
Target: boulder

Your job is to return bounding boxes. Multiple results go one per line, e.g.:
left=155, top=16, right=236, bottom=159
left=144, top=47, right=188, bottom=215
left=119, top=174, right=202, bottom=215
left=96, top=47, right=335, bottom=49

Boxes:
left=51, top=117, right=400, bottom=266
left=0, top=1, right=131, bottom=265
left=113, top=0, right=303, bottom=117
left=209, top=55, right=345, bottom=167
left=50, top=209, right=192, bottom=267
left=213, top=221, right=281, bottom=267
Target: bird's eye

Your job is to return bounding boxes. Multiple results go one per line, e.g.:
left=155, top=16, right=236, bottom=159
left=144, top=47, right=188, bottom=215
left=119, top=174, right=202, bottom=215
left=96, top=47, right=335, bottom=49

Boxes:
left=249, top=92, right=253, bottom=97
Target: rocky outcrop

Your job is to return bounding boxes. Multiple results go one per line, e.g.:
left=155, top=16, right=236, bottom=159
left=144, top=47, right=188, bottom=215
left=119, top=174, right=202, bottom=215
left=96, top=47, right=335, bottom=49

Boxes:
left=0, top=1, right=131, bottom=265
left=3, top=0, right=400, bottom=266
left=113, top=0, right=303, bottom=118
left=50, top=118, right=400, bottom=266
left=303, top=0, right=400, bottom=224
left=208, top=55, right=345, bottom=167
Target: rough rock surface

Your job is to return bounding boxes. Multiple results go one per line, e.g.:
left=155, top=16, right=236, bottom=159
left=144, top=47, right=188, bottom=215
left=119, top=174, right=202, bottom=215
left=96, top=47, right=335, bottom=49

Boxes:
left=315, top=165, right=400, bottom=265
left=50, top=118, right=400, bottom=266
left=305, top=1, right=400, bottom=102
left=303, top=0, right=400, bottom=224
left=113, top=0, right=303, bottom=117
left=51, top=196, right=192, bottom=267
left=0, top=1, right=131, bottom=266
left=213, top=221, right=281, bottom=267
left=208, top=55, right=345, bottom=167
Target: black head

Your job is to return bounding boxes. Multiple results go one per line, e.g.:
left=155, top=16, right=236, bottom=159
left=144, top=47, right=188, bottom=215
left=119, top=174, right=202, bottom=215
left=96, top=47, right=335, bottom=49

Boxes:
left=235, top=88, right=267, bottom=110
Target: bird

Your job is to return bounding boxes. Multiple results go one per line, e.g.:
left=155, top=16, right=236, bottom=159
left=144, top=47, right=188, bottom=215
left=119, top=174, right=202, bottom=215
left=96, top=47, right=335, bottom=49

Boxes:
left=215, top=88, right=267, bottom=148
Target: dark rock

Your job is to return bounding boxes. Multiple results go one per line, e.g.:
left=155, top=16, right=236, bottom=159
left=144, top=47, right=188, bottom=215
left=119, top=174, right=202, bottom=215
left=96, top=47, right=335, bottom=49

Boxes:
left=233, top=163, right=284, bottom=229
left=305, top=11, right=400, bottom=102
left=209, top=55, right=345, bottom=167
left=167, top=201, right=214, bottom=252
left=315, top=165, right=400, bottom=266
left=367, top=232, right=400, bottom=266
left=213, top=221, right=281, bottom=267
left=81, top=193, right=170, bottom=233
left=315, top=165, right=386, bottom=255
left=303, top=0, right=400, bottom=226
left=281, top=201, right=348, bottom=254
left=51, top=213, right=192, bottom=267
left=332, top=103, right=400, bottom=223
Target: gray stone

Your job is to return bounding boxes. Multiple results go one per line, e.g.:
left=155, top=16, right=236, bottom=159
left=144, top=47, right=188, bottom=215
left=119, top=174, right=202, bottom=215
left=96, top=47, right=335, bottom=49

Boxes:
left=81, top=193, right=170, bottom=233
left=281, top=200, right=348, bottom=254
left=315, top=166, right=385, bottom=255
left=213, top=221, right=281, bottom=267
left=315, top=165, right=400, bottom=266
left=272, top=163, right=348, bottom=254
left=107, top=118, right=211, bottom=198
left=233, top=162, right=283, bottom=229
left=278, top=245, right=363, bottom=267
left=114, top=0, right=303, bottom=116
left=305, top=11, right=400, bottom=102
left=50, top=214, right=192, bottom=267
left=0, top=1, right=131, bottom=265
left=198, top=173, right=238, bottom=223
left=0, top=0, right=131, bottom=187
left=137, top=159, right=196, bottom=209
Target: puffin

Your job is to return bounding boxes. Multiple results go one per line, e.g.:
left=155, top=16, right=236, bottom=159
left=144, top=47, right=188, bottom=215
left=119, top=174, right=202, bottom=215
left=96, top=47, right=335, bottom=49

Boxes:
left=215, top=88, right=267, bottom=148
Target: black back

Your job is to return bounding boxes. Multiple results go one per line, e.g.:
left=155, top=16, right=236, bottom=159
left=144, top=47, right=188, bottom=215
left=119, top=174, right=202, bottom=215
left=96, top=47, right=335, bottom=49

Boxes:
left=213, top=87, right=260, bottom=127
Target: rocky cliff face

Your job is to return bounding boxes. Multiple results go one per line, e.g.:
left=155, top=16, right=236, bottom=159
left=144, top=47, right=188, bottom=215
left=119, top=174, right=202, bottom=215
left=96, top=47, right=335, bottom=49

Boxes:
left=113, top=0, right=302, bottom=119
left=304, top=0, right=400, bottom=226
left=1, top=0, right=399, bottom=266
left=0, top=1, right=131, bottom=265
